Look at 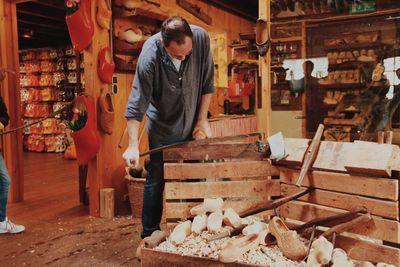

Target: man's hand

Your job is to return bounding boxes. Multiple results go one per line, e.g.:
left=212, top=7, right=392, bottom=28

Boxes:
left=192, top=119, right=212, bottom=140
left=0, top=122, right=4, bottom=131
left=123, top=144, right=140, bottom=167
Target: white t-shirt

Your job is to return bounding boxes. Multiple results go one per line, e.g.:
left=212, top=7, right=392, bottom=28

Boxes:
left=170, top=57, right=182, bottom=72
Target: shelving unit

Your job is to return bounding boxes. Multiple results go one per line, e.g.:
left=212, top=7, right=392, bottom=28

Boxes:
left=19, top=46, right=83, bottom=152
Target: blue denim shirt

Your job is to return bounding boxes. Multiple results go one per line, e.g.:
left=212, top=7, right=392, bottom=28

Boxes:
left=125, top=25, right=214, bottom=143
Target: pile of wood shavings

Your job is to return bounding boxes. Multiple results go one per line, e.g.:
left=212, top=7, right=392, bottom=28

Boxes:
left=155, top=231, right=305, bottom=266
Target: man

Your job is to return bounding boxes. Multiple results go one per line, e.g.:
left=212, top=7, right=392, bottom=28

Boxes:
left=0, top=67, right=25, bottom=234
left=123, top=16, right=214, bottom=239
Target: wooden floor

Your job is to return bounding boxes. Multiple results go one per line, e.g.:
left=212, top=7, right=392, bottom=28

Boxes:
left=0, top=152, right=141, bottom=266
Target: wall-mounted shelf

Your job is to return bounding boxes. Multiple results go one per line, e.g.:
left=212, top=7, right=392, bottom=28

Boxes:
left=113, top=5, right=168, bottom=21
left=113, top=39, right=145, bottom=56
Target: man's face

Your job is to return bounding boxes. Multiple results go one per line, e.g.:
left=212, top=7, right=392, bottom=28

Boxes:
left=164, top=36, right=192, bottom=61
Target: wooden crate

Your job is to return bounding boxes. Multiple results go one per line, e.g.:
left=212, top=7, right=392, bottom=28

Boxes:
left=277, top=140, right=400, bottom=266
left=142, top=140, right=400, bottom=267
left=162, top=138, right=278, bottom=224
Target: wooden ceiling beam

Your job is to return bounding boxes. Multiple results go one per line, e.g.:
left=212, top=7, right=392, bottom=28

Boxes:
left=29, top=0, right=65, bottom=11
left=18, top=18, right=66, bottom=31
left=203, top=0, right=257, bottom=21
left=17, top=8, right=65, bottom=22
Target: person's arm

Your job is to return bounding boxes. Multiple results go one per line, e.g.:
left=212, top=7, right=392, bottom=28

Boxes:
left=0, top=96, right=10, bottom=131
left=122, top=119, right=141, bottom=167
left=192, top=93, right=212, bottom=139
left=192, top=29, right=215, bottom=139
left=123, top=48, right=154, bottom=166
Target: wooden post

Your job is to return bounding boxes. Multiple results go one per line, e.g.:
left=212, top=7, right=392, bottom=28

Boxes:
left=0, top=0, right=24, bottom=202
left=257, top=0, right=271, bottom=139
left=100, top=188, right=115, bottom=218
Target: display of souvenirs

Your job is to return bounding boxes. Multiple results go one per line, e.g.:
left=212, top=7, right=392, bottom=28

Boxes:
left=20, top=46, right=83, bottom=153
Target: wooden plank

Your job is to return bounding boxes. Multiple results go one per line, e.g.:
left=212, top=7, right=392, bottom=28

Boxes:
left=165, top=199, right=274, bottom=219
left=280, top=201, right=400, bottom=244
left=344, top=141, right=399, bottom=177
left=99, top=188, right=114, bottom=218
left=312, top=141, right=354, bottom=172
left=279, top=167, right=398, bottom=201
left=165, top=179, right=280, bottom=200
left=281, top=184, right=399, bottom=220
left=163, top=143, right=269, bottom=161
left=277, top=138, right=309, bottom=165
left=141, top=248, right=253, bottom=267
left=164, top=161, right=280, bottom=179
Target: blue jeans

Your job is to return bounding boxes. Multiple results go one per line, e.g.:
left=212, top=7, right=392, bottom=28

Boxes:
left=141, top=139, right=165, bottom=238
left=0, top=154, right=10, bottom=222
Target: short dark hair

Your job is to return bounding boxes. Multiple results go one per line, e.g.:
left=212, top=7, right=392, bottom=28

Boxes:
left=161, top=16, right=193, bottom=47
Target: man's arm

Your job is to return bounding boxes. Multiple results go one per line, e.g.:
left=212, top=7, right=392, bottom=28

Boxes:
left=122, top=119, right=141, bottom=167
left=192, top=93, right=213, bottom=139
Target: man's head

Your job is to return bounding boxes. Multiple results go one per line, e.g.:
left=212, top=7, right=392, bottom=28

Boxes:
left=303, top=60, right=314, bottom=77
left=161, top=16, right=193, bottom=61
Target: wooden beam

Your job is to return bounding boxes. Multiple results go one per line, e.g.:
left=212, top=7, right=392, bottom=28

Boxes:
left=164, top=161, right=280, bottom=179
left=165, top=179, right=280, bottom=200
left=17, top=8, right=65, bottom=22
left=280, top=201, right=400, bottom=244
left=163, top=143, right=270, bottom=161
left=281, top=184, right=399, bottom=220
left=279, top=167, right=398, bottom=201
left=257, top=0, right=271, bottom=138
left=0, top=0, right=24, bottom=202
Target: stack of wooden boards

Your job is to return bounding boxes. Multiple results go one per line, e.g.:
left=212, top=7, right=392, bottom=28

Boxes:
left=144, top=137, right=399, bottom=266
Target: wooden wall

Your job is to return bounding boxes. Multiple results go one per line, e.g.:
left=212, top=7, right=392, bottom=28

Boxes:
left=89, top=0, right=255, bottom=215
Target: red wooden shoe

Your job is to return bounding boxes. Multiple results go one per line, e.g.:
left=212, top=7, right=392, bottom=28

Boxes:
left=66, top=0, right=94, bottom=52
left=72, top=95, right=101, bottom=165
left=97, top=47, right=115, bottom=84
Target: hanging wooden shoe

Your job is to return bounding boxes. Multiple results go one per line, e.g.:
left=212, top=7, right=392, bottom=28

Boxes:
left=96, top=0, right=111, bottom=30
left=97, top=47, right=115, bottom=84
left=255, top=19, right=271, bottom=56
left=72, top=95, right=101, bottom=165
left=65, top=0, right=94, bottom=52
left=98, top=91, right=115, bottom=134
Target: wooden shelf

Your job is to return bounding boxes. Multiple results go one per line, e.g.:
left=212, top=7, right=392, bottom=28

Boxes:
left=113, top=39, right=145, bottom=56
left=114, top=56, right=137, bottom=74
left=113, top=5, right=168, bottom=21
left=272, top=37, right=302, bottom=43
left=318, top=83, right=366, bottom=90
left=328, top=60, right=375, bottom=71
left=324, top=42, right=382, bottom=52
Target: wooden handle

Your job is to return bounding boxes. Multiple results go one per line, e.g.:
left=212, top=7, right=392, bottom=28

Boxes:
left=322, top=213, right=372, bottom=239
left=296, top=124, right=324, bottom=187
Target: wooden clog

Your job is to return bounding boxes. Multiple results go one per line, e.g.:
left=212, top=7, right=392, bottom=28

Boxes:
left=207, top=211, right=223, bottom=233
left=223, top=208, right=241, bottom=228
left=169, top=220, right=191, bottom=245
left=191, top=214, right=207, bottom=235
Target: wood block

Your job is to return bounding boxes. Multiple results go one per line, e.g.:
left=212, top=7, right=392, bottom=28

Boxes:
left=312, top=141, right=354, bottom=172
left=163, top=143, right=269, bottom=161
left=344, top=141, right=399, bottom=176
left=281, top=184, right=399, bottom=220
left=164, top=161, right=279, bottom=180
left=100, top=188, right=114, bottom=218
left=165, top=199, right=275, bottom=219
left=279, top=167, right=398, bottom=201
left=278, top=138, right=310, bottom=165
left=279, top=201, right=400, bottom=243
left=165, top=179, right=280, bottom=200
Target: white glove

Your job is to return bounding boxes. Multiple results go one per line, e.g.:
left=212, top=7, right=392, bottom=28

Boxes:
left=122, top=144, right=140, bottom=168
left=192, top=119, right=212, bottom=140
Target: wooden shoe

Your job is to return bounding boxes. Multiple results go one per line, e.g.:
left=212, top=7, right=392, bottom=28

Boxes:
left=98, top=91, right=115, bottom=135
left=242, top=221, right=268, bottom=235
left=331, top=248, right=353, bottom=267
left=190, top=198, right=224, bottom=216
left=192, top=214, right=207, bottom=235
left=309, top=236, right=333, bottom=265
left=118, top=28, right=143, bottom=44
left=255, top=19, right=271, bottom=56
left=223, top=208, right=241, bottom=228
left=207, top=211, right=223, bottom=233
left=96, top=0, right=111, bottom=30
left=357, top=261, right=375, bottom=267
left=269, top=216, right=307, bottom=261
left=219, top=233, right=260, bottom=263
left=169, top=220, right=191, bottom=245
left=97, top=47, right=115, bottom=84
left=144, top=230, right=167, bottom=248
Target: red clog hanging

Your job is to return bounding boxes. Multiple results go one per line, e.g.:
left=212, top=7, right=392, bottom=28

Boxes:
left=72, top=95, right=101, bottom=165
left=65, top=0, right=94, bottom=52
left=97, top=47, right=115, bottom=84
